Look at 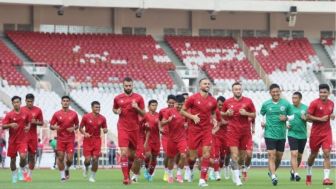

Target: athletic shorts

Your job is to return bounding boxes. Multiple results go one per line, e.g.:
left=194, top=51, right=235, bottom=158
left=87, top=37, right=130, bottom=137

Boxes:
left=83, top=137, right=102, bottom=157
left=136, top=136, right=145, bottom=160
left=161, top=135, right=168, bottom=153
left=145, top=142, right=161, bottom=156
left=27, top=137, right=38, bottom=155
left=188, top=127, right=212, bottom=150
left=264, top=138, right=286, bottom=152
left=167, top=139, right=188, bottom=158
left=7, top=142, right=28, bottom=158
left=118, top=128, right=138, bottom=150
left=309, top=133, right=332, bottom=153
left=57, top=141, right=74, bottom=154
left=246, top=133, right=253, bottom=151
left=288, top=136, right=307, bottom=154
left=226, top=130, right=251, bottom=150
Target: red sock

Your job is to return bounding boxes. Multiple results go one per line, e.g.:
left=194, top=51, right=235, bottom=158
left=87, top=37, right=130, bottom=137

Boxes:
left=188, top=159, right=196, bottom=170
left=145, top=157, right=150, bottom=169
left=149, top=159, right=157, bottom=175
left=120, top=156, right=129, bottom=179
left=213, top=158, right=219, bottom=172
left=200, top=158, right=210, bottom=180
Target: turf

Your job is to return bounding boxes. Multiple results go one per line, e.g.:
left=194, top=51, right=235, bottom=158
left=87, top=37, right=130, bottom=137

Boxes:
left=0, top=168, right=334, bottom=189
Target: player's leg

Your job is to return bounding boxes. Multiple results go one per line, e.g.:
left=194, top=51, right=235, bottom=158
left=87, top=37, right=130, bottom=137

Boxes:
left=147, top=144, right=160, bottom=181
left=242, top=149, right=252, bottom=181
left=166, top=140, right=176, bottom=184
left=274, top=139, right=285, bottom=171
left=143, top=149, right=152, bottom=181
left=65, top=152, right=74, bottom=179
left=199, top=145, right=211, bottom=186
left=88, top=156, right=99, bottom=182
left=57, top=151, right=66, bottom=181
left=230, top=146, right=242, bottom=185
left=83, top=156, right=91, bottom=177
left=17, top=142, right=28, bottom=182
left=118, top=128, right=132, bottom=184
left=306, top=135, right=321, bottom=185
left=187, top=130, right=201, bottom=183
left=288, top=136, right=300, bottom=181
left=161, top=136, right=169, bottom=181
left=322, top=135, right=333, bottom=185
left=176, top=152, right=187, bottom=183
left=265, top=138, right=278, bottom=185
left=26, top=138, right=37, bottom=181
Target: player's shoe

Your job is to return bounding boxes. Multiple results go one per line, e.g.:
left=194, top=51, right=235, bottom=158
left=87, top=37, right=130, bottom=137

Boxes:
left=18, top=169, right=24, bottom=181
left=198, top=179, right=208, bottom=187
left=89, top=176, right=96, bottom=183
left=24, top=175, right=32, bottom=182
left=209, top=169, right=216, bottom=181
left=144, top=169, right=150, bottom=180
left=163, top=171, right=168, bottom=182
left=295, top=174, right=301, bottom=182
left=11, top=173, right=18, bottom=184
left=272, top=177, right=278, bottom=186
left=123, top=178, right=131, bottom=185
left=131, top=175, right=138, bottom=183
left=61, top=178, right=67, bottom=183
left=231, top=169, right=236, bottom=184
left=215, top=171, right=221, bottom=181
left=65, top=169, right=70, bottom=180
left=176, top=175, right=183, bottom=183
left=323, top=178, right=333, bottom=185
left=306, top=175, right=312, bottom=186
left=236, top=178, right=243, bottom=186
left=290, top=171, right=295, bottom=181
left=168, top=176, right=174, bottom=184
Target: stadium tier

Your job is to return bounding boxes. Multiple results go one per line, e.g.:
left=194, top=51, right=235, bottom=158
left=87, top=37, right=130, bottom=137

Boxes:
left=165, top=36, right=265, bottom=90
left=321, top=38, right=336, bottom=66
left=0, top=40, right=29, bottom=86
left=244, top=37, right=322, bottom=91
left=7, top=31, right=175, bottom=89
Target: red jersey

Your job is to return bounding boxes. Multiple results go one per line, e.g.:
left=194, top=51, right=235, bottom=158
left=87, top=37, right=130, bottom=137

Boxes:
left=143, top=112, right=160, bottom=144
left=184, top=93, right=217, bottom=130
left=2, top=109, right=31, bottom=143
left=139, top=118, right=148, bottom=141
left=50, top=109, right=79, bottom=142
left=21, top=106, right=43, bottom=139
left=307, top=98, right=334, bottom=136
left=164, top=108, right=186, bottom=142
left=113, top=93, right=145, bottom=131
left=80, top=112, right=107, bottom=138
left=222, top=96, right=256, bottom=133
left=159, top=107, right=170, bottom=136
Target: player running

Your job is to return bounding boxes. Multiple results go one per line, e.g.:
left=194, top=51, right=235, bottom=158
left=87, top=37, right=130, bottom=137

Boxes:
left=306, top=84, right=334, bottom=186
left=181, top=78, right=217, bottom=187
left=79, top=101, right=108, bottom=182
left=159, top=94, right=176, bottom=181
left=113, top=77, right=145, bottom=185
left=241, top=117, right=255, bottom=181
left=2, top=96, right=31, bottom=183
left=50, top=96, right=79, bottom=182
left=286, top=92, right=308, bottom=182
left=21, top=93, right=44, bottom=182
left=162, top=95, right=188, bottom=184
left=260, top=83, right=293, bottom=186
left=222, top=82, right=256, bottom=186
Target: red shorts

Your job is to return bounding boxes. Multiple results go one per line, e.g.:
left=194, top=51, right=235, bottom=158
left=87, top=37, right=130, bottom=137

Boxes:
left=188, top=127, right=213, bottom=150
left=146, top=142, right=160, bottom=156
left=309, top=134, right=332, bottom=153
left=83, top=137, right=101, bottom=157
left=136, top=136, right=145, bottom=160
left=27, top=137, right=38, bottom=155
left=118, top=128, right=138, bottom=150
left=246, top=133, right=253, bottom=151
left=226, top=130, right=251, bottom=150
left=167, top=139, right=188, bottom=158
left=57, top=141, right=74, bottom=154
left=161, top=136, right=168, bottom=153
left=7, top=142, right=28, bottom=158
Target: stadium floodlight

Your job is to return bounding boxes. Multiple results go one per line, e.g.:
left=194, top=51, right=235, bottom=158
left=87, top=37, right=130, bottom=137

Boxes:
left=286, top=6, right=297, bottom=27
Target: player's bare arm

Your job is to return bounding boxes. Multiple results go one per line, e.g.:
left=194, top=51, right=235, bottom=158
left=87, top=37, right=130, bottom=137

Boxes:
left=2, top=122, right=18, bottom=129
left=181, top=105, right=200, bottom=124
left=307, top=114, right=329, bottom=122
left=131, top=100, right=145, bottom=116
left=50, top=124, right=60, bottom=131
left=24, top=122, right=31, bottom=132
left=79, top=125, right=91, bottom=138
left=239, top=109, right=256, bottom=118
left=113, top=108, right=121, bottom=115
left=66, top=125, right=79, bottom=133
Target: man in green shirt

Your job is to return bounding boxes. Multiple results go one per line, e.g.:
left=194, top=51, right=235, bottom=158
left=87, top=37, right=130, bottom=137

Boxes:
left=260, top=83, right=293, bottom=186
left=287, top=92, right=308, bottom=182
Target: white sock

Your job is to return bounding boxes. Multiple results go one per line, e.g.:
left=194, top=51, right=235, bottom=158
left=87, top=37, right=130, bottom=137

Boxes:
left=65, top=166, right=69, bottom=171
left=28, top=169, right=33, bottom=177
left=243, top=167, right=247, bottom=172
left=307, top=166, right=312, bottom=175
left=324, top=169, right=330, bottom=179
left=177, top=168, right=182, bottom=176
left=271, top=174, right=276, bottom=179
left=164, top=168, right=169, bottom=174
left=91, top=171, right=96, bottom=178
left=234, top=170, right=240, bottom=181
left=12, top=169, right=18, bottom=177
left=20, top=166, right=25, bottom=173
left=60, top=170, right=65, bottom=178
left=186, top=166, right=190, bottom=172
left=294, top=172, right=299, bottom=177
left=168, top=169, right=173, bottom=177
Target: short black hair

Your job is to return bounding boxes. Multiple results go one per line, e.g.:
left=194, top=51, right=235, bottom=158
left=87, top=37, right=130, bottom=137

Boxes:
left=181, top=93, right=189, bottom=97
left=123, top=77, right=133, bottom=83
left=11, top=96, right=21, bottom=102
left=175, top=95, right=185, bottom=103
left=61, top=95, right=70, bottom=100
left=198, top=78, right=209, bottom=84
left=148, top=99, right=158, bottom=106
left=91, top=101, right=100, bottom=107
left=232, top=82, right=241, bottom=88
left=319, top=84, right=330, bottom=92
left=269, top=83, right=280, bottom=91
left=217, top=96, right=226, bottom=102
left=293, top=91, right=302, bottom=99
left=167, top=94, right=176, bottom=101
left=25, top=93, right=35, bottom=100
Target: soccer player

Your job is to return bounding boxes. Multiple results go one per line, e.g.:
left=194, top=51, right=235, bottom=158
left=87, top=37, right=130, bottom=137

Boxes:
left=241, top=117, right=255, bottom=181
left=158, top=94, right=176, bottom=181
left=181, top=78, right=217, bottom=187
left=222, top=82, right=256, bottom=186
left=113, top=77, right=145, bottom=185
left=286, top=92, right=308, bottom=182
left=79, top=101, right=108, bottom=182
left=260, top=83, right=293, bottom=186
left=306, top=84, right=334, bottom=186
left=162, top=95, right=188, bottom=183
left=50, top=96, right=79, bottom=182
left=21, top=93, right=44, bottom=181
left=143, top=100, right=160, bottom=181
left=2, top=96, right=31, bottom=183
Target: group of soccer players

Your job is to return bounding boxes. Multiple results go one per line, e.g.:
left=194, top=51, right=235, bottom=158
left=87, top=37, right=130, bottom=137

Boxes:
left=1, top=76, right=334, bottom=187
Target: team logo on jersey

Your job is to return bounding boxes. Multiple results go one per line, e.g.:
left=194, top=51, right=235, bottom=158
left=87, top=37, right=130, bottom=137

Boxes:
left=59, top=116, right=62, bottom=120
left=197, top=101, right=201, bottom=104
left=280, top=106, right=285, bottom=111
left=319, top=106, right=323, bottom=110
left=13, top=117, right=16, bottom=121
left=89, top=119, right=92, bottom=123
left=269, top=108, right=272, bottom=111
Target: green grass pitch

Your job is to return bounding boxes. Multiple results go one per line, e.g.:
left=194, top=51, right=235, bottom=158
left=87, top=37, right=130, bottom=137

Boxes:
left=0, top=168, right=334, bottom=189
